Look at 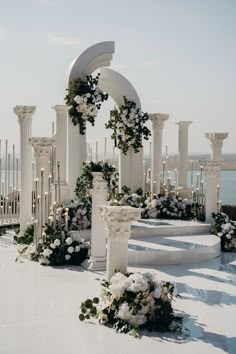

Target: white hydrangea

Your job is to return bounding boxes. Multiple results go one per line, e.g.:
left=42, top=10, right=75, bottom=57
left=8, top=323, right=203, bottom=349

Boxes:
left=65, top=254, right=71, bottom=260
left=127, top=273, right=149, bottom=293
left=67, top=246, right=74, bottom=254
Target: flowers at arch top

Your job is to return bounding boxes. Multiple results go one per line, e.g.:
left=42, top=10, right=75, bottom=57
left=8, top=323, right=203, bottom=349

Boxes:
left=65, top=73, right=109, bottom=135
left=105, top=96, right=151, bottom=155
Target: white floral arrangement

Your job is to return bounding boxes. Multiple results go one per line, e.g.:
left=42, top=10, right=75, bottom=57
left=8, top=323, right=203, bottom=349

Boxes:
left=79, top=271, right=182, bottom=337
left=65, top=74, right=109, bottom=135
left=105, top=97, right=151, bottom=155
left=212, top=212, right=236, bottom=251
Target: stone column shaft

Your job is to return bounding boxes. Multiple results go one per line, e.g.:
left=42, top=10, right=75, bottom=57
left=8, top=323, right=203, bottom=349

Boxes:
left=149, top=113, right=169, bottom=195
left=176, top=121, right=192, bottom=187
left=119, top=149, right=143, bottom=193
left=14, top=105, right=36, bottom=232
left=205, top=161, right=220, bottom=223
left=89, top=173, right=108, bottom=270
left=68, top=119, right=86, bottom=199
left=99, top=206, right=141, bottom=281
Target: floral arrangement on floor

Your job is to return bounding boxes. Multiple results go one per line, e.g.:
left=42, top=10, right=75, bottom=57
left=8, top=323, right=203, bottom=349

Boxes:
left=110, top=190, right=196, bottom=221
left=79, top=271, right=182, bottom=338
left=105, top=96, right=151, bottom=154
left=65, top=198, right=92, bottom=230
left=65, top=73, right=109, bottom=135
left=212, top=212, right=236, bottom=251
left=15, top=222, right=89, bottom=266
left=75, top=161, right=119, bottom=200
left=31, top=224, right=88, bottom=266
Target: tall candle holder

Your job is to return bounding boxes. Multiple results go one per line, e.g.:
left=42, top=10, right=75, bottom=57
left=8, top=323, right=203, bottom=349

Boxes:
left=57, top=161, right=61, bottom=206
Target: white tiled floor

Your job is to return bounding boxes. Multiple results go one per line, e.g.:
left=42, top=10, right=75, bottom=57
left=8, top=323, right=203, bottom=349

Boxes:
left=1, top=233, right=236, bottom=354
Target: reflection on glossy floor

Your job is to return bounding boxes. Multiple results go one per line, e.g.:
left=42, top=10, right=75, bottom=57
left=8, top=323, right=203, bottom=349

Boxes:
left=1, top=233, right=236, bottom=354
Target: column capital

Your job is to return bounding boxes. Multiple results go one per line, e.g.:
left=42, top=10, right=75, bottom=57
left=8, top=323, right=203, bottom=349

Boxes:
left=14, top=105, right=36, bottom=122
left=99, top=205, right=141, bottom=240
left=52, top=105, right=68, bottom=113
left=30, top=137, right=55, bottom=156
left=149, top=113, right=169, bottom=129
left=205, top=132, right=229, bottom=143
left=176, top=121, right=193, bottom=127
left=92, top=172, right=107, bottom=192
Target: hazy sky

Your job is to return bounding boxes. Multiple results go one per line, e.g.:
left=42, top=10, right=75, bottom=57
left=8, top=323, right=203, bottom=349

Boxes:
left=0, top=0, right=235, bottom=156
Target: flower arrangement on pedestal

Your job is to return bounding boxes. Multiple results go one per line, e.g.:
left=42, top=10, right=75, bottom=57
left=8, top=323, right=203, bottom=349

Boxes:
left=75, top=161, right=119, bottom=200
left=212, top=212, right=236, bottom=251
left=79, top=271, right=182, bottom=338
left=105, top=97, right=151, bottom=154
left=65, top=74, right=109, bottom=134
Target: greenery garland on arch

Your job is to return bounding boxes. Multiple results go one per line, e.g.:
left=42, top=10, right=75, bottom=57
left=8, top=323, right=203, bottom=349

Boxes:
left=65, top=73, right=109, bottom=135
left=105, top=96, right=151, bottom=155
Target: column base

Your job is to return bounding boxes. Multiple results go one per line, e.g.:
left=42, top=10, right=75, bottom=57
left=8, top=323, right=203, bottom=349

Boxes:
left=88, top=256, right=107, bottom=271
left=176, top=186, right=192, bottom=199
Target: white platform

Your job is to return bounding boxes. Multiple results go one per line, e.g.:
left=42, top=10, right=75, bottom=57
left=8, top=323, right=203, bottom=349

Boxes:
left=129, top=219, right=221, bottom=265
left=0, top=233, right=236, bottom=354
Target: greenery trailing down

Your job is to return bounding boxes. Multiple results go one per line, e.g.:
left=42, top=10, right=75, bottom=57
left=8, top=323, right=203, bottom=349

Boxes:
left=65, top=74, right=109, bottom=135
left=14, top=224, right=34, bottom=245
left=105, top=96, right=151, bottom=155
left=75, top=161, right=119, bottom=200
left=211, top=212, right=236, bottom=251
left=79, top=271, right=182, bottom=338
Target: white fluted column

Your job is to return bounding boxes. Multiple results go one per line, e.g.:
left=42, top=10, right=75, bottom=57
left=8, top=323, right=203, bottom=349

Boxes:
left=149, top=113, right=169, bottom=195
left=89, top=172, right=108, bottom=270
left=14, top=105, right=36, bottom=232
left=68, top=119, right=86, bottom=199
left=176, top=121, right=192, bottom=187
left=99, top=206, right=141, bottom=281
left=205, top=133, right=229, bottom=162
left=53, top=105, right=70, bottom=202
left=119, top=149, right=143, bottom=193
left=205, top=161, right=220, bottom=223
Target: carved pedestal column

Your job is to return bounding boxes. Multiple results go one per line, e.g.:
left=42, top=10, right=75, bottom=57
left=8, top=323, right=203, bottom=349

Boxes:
left=99, top=206, right=141, bottom=281
left=149, top=113, right=169, bottom=195
left=89, top=172, right=108, bottom=271
left=14, top=105, right=36, bottom=232
left=205, top=161, right=220, bottom=223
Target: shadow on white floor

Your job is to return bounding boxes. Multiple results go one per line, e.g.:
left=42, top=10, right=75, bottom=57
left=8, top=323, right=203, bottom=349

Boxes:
left=0, top=232, right=236, bottom=354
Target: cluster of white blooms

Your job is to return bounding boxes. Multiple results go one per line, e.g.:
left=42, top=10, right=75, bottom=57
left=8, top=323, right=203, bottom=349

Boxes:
left=217, top=214, right=236, bottom=240
left=97, top=272, right=173, bottom=329
left=74, top=89, right=103, bottom=121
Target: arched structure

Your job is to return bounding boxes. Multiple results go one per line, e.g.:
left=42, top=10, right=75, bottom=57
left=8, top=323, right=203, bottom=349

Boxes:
left=66, top=41, right=143, bottom=198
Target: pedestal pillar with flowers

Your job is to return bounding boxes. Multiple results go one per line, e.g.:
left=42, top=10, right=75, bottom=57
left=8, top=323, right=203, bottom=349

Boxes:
left=149, top=113, right=169, bottom=195
left=99, top=206, right=141, bottom=281
left=89, top=172, right=108, bottom=270
left=205, top=161, right=220, bottom=223
left=14, top=105, right=36, bottom=232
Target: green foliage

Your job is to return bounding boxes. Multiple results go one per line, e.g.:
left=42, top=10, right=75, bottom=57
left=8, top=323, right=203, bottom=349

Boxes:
left=65, top=74, right=109, bottom=135
left=105, top=96, right=151, bottom=155
left=75, top=161, right=119, bottom=200
left=14, top=224, right=34, bottom=245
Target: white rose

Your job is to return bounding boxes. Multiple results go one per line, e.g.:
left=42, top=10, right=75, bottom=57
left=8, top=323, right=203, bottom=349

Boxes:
left=226, top=234, right=232, bottom=239
left=75, top=245, right=81, bottom=252
left=67, top=246, right=74, bottom=254
left=65, top=254, right=71, bottom=260
left=218, top=232, right=223, bottom=237
left=50, top=243, right=56, bottom=249
left=65, top=237, right=73, bottom=245
left=54, top=239, right=61, bottom=246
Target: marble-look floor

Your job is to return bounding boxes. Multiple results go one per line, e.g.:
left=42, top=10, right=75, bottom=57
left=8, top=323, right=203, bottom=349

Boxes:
left=0, top=233, right=236, bottom=354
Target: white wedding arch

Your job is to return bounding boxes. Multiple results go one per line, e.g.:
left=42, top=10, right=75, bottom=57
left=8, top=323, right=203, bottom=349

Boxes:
left=66, top=41, right=143, bottom=197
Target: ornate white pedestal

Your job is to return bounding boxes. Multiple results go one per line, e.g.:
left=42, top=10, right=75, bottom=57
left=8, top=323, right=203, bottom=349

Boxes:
left=89, top=172, right=108, bottom=271
left=205, top=132, right=229, bottom=161
left=99, top=206, right=141, bottom=281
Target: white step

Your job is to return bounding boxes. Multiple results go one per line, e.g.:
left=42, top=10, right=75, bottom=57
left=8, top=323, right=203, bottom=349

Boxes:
left=131, top=218, right=212, bottom=237
left=128, top=233, right=221, bottom=265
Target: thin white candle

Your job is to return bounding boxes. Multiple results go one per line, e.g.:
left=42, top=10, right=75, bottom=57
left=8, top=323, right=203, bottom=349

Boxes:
left=57, top=161, right=61, bottom=206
